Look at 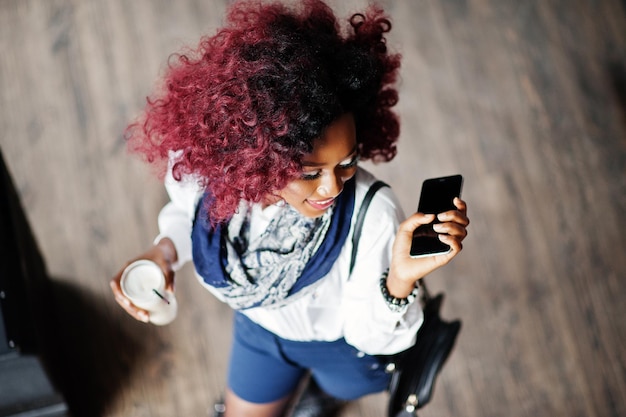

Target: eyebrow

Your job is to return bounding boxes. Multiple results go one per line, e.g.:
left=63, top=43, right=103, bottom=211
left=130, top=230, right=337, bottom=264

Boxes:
left=301, top=144, right=358, bottom=167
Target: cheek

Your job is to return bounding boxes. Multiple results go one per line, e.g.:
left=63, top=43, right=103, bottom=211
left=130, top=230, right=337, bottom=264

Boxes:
left=342, top=167, right=358, bottom=182
left=279, top=181, right=316, bottom=202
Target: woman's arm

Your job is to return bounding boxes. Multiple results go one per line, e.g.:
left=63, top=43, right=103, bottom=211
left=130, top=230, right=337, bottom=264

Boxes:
left=342, top=189, right=469, bottom=355
left=110, top=156, right=203, bottom=322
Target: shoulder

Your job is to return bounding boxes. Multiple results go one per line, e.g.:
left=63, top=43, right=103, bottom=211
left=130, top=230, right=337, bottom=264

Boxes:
left=163, top=150, right=205, bottom=212
left=352, top=167, right=405, bottom=227
left=345, top=167, right=403, bottom=275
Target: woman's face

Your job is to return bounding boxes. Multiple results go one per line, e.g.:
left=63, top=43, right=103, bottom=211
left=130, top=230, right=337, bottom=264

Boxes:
left=278, top=113, right=358, bottom=218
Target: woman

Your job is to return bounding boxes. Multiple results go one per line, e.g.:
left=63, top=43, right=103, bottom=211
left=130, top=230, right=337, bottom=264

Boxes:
left=110, top=1, right=469, bottom=416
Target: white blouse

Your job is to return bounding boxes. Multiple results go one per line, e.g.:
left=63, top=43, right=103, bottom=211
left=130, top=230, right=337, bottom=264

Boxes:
left=155, top=165, right=423, bottom=355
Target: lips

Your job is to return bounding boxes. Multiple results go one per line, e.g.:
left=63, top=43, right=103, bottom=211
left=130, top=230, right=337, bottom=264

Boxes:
left=306, top=196, right=336, bottom=211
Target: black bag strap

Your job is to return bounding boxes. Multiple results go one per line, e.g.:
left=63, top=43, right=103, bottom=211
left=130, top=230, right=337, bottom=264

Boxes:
left=350, top=180, right=389, bottom=274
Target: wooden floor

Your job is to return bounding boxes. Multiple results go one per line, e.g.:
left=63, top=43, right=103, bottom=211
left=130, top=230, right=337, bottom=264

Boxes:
left=1, top=0, right=625, bottom=416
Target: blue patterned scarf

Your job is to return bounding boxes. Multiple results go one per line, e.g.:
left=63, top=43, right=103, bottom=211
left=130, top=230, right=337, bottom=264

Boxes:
left=191, top=178, right=355, bottom=309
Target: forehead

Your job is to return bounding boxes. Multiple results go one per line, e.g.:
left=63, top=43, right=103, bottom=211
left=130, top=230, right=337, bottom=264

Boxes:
left=303, top=113, right=357, bottom=164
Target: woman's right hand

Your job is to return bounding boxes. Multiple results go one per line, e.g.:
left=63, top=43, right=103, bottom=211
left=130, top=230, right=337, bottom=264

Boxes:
left=109, top=238, right=178, bottom=323
left=387, top=197, right=469, bottom=297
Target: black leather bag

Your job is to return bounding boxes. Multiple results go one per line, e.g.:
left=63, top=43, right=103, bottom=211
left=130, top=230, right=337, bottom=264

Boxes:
left=385, top=282, right=461, bottom=417
left=351, top=181, right=461, bottom=417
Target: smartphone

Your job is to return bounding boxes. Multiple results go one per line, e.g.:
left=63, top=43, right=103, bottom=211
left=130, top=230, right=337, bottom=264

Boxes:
left=409, top=175, right=464, bottom=258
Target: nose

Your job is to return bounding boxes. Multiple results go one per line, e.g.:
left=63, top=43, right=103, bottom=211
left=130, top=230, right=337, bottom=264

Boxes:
left=317, top=170, right=343, bottom=197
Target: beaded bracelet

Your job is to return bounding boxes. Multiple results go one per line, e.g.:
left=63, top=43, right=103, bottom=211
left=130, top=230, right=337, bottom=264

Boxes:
left=379, top=269, right=419, bottom=313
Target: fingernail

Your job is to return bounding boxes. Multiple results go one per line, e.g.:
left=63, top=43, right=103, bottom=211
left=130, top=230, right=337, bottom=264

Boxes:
left=433, top=224, right=445, bottom=233
left=117, top=297, right=130, bottom=307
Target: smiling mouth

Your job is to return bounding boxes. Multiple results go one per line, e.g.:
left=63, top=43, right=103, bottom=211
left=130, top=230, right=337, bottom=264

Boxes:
left=306, top=196, right=337, bottom=210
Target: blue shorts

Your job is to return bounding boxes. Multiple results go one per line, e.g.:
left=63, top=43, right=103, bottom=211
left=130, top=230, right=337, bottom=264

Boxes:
left=227, top=312, right=390, bottom=403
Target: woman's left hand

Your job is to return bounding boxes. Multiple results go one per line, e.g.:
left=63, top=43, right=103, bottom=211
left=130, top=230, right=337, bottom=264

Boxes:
left=386, top=197, right=469, bottom=297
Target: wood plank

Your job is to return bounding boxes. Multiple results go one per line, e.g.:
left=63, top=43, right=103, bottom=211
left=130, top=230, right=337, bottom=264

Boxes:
left=0, top=0, right=625, bottom=416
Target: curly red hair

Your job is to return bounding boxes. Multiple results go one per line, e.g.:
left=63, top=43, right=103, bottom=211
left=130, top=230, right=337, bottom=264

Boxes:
left=127, top=0, right=401, bottom=222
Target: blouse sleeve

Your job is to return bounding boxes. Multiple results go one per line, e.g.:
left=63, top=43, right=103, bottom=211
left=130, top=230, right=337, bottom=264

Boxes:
left=340, top=186, right=424, bottom=356
left=153, top=154, right=203, bottom=271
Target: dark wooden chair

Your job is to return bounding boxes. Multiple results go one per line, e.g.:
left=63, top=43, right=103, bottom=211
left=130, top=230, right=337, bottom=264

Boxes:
left=0, top=149, right=69, bottom=417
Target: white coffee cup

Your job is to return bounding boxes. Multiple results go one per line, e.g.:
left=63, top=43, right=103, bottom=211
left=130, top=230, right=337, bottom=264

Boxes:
left=120, top=260, right=178, bottom=325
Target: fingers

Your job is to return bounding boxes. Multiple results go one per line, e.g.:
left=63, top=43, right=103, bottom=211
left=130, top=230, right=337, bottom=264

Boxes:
left=437, top=197, right=469, bottom=227
left=110, top=285, right=150, bottom=323
left=394, top=213, right=436, bottom=254
left=398, top=212, right=437, bottom=234
left=391, top=199, right=470, bottom=284
left=437, top=232, right=463, bottom=256
left=110, top=259, right=152, bottom=323
left=110, top=243, right=178, bottom=323
left=432, top=198, right=469, bottom=259
left=432, top=221, right=468, bottom=241
left=433, top=198, right=469, bottom=249
left=110, top=274, right=150, bottom=323
left=453, top=196, right=468, bottom=214
left=432, top=197, right=470, bottom=244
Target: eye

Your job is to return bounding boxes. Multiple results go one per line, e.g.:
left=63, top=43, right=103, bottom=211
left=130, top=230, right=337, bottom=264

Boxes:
left=339, top=154, right=358, bottom=170
left=301, top=170, right=322, bottom=181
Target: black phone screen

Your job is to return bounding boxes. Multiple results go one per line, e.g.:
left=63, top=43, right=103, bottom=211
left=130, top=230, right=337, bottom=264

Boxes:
left=410, top=175, right=463, bottom=258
